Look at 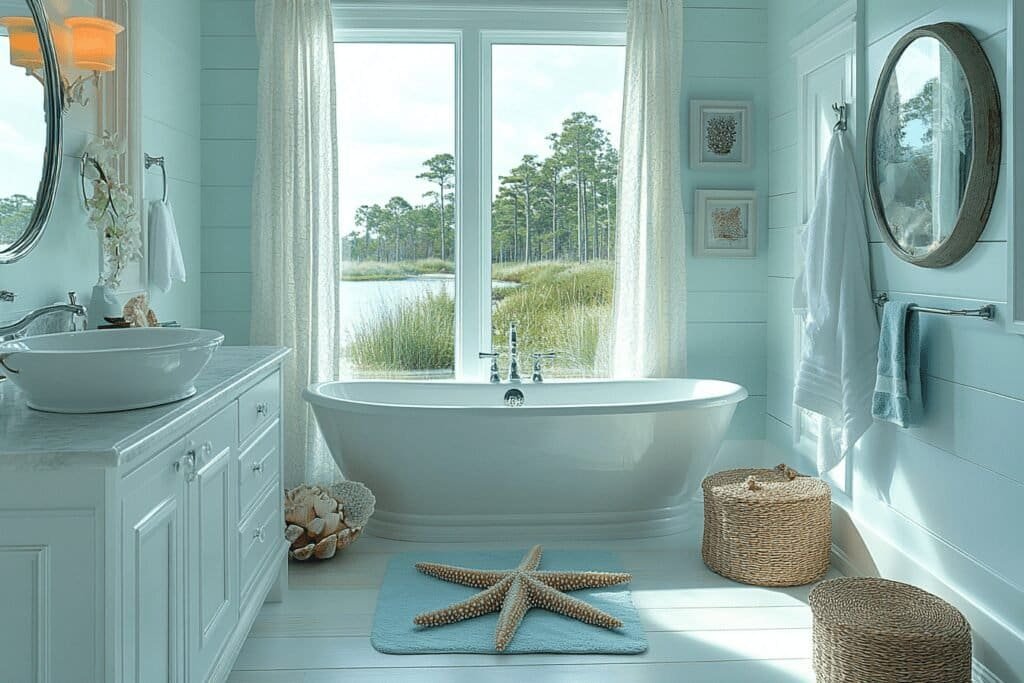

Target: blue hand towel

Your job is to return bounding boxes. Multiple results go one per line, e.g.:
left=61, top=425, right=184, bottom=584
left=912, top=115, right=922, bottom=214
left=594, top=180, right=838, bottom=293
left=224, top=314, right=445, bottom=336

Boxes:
left=872, top=301, right=922, bottom=427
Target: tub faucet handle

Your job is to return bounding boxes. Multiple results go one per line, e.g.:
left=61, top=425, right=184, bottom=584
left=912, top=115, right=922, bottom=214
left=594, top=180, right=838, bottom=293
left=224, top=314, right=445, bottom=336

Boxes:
left=531, top=352, right=557, bottom=383
left=479, top=352, right=501, bottom=383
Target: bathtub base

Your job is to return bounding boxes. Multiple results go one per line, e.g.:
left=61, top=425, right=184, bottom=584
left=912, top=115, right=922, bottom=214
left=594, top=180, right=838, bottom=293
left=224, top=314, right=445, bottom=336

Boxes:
left=365, top=500, right=700, bottom=542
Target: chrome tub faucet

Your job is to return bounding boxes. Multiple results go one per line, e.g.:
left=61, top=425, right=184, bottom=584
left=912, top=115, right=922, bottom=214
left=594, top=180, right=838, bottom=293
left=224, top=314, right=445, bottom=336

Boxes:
left=507, top=322, right=521, bottom=383
left=481, top=323, right=557, bottom=383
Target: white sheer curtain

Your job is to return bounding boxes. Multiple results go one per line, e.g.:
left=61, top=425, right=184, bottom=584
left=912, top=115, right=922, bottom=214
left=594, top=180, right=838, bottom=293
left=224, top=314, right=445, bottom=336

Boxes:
left=251, top=0, right=342, bottom=486
left=610, top=0, right=687, bottom=379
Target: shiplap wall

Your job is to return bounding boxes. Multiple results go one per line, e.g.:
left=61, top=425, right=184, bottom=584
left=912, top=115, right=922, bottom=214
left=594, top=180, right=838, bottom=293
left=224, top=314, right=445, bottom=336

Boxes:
left=141, top=0, right=202, bottom=325
left=766, top=1, right=1023, bottom=679
left=199, top=0, right=771, bottom=439
left=0, top=0, right=202, bottom=326
left=682, top=0, right=769, bottom=442
left=201, top=0, right=257, bottom=344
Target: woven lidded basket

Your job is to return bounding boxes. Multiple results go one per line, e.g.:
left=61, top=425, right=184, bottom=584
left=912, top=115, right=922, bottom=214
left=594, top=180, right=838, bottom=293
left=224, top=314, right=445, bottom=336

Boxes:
left=701, top=464, right=831, bottom=586
left=809, top=577, right=971, bottom=682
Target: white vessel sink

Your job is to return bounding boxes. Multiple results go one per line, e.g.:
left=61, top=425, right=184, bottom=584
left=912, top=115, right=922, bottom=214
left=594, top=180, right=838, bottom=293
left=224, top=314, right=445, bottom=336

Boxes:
left=0, top=328, right=224, bottom=413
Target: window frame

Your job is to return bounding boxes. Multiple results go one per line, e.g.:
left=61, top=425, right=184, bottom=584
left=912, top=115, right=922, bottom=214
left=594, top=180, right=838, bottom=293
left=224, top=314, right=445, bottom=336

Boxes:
left=334, top=4, right=626, bottom=379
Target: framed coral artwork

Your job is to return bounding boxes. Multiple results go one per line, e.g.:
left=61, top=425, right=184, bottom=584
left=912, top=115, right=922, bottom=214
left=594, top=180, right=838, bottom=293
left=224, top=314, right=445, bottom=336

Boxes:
left=694, top=189, right=758, bottom=257
left=690, top=100, right=752, bottom=169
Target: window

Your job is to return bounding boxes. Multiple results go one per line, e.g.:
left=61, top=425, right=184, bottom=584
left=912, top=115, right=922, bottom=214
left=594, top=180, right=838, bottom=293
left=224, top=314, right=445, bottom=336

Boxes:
left=334, top=5, right=626, bottom=380
left=336, top=42, right=457, bottom=378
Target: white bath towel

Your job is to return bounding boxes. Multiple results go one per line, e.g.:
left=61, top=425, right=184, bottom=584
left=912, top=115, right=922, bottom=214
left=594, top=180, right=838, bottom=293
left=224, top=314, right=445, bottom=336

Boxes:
left=793, top=131, right=878, bottom=474
left=148, top=199, right=186, bottom=294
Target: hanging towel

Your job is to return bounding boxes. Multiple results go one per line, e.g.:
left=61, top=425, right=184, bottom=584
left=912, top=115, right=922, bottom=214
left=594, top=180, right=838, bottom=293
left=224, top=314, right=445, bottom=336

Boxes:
left=793, top=131, right=879, bottom=474
left=871, top=301, right=922, bottom=427
left=148, top=199, right=186, bottom=294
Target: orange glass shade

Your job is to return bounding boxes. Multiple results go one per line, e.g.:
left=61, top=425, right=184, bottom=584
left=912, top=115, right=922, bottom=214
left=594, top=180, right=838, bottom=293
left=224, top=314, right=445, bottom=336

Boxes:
left=0, top=16, right=42, bottom=70
left=66, top=17, right=122, bottom=72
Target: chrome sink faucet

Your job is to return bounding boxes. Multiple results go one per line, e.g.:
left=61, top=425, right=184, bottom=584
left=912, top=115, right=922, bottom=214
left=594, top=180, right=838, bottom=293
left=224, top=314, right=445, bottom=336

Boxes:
left=0, top=292, right=88, bottom=342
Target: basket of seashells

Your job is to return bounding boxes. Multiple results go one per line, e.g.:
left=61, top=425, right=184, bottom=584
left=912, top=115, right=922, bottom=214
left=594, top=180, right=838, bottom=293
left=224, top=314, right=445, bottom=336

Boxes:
left=284, top=481, right=375, bottom=561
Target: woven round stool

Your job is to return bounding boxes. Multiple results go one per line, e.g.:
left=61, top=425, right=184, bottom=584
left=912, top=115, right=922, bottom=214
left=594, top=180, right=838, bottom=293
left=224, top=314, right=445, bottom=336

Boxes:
left=701, top=464, right=831, bottom=586
left=809, top=577, right=972, bottom=682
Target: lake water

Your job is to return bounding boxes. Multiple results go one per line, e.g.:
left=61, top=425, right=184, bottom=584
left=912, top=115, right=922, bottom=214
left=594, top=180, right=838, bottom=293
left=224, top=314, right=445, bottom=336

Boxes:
left=340, top=275, right=453, bottom=337
left=340, top=275, right=514, bottom=338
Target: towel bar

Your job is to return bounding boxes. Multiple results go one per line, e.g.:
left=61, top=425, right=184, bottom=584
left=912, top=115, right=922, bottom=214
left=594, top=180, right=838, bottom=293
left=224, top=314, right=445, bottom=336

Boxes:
left=873, top=293, right=995, bottom=320
left=145, top=153, right=168, bottom=202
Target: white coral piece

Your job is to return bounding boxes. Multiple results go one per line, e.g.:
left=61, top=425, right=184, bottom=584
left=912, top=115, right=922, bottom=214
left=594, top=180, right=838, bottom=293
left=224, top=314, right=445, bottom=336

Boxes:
left=329, top=480, right=376, bottom=529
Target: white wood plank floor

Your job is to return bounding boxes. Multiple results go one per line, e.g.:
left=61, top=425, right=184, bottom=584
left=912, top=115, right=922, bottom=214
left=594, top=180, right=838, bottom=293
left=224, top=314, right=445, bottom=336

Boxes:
left=229, top=529, right=837, bottom=682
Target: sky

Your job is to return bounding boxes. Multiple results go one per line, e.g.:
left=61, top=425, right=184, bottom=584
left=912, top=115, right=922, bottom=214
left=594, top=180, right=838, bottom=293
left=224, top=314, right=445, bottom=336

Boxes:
left=0, top=36, right=47, bottom=199
left=335, top=42, right=625, bottom=237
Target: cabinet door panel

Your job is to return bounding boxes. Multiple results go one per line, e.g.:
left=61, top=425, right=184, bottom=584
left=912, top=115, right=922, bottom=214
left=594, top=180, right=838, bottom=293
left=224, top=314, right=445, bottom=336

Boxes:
left=188, top=406, right=239, bottom=681
left=122, top=451, right=185, bottom=683
left=0, top=511, right=96, bottom=683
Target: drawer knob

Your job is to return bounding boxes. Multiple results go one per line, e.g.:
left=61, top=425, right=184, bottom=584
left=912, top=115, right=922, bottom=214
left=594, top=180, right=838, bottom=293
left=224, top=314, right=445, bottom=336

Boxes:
left=177, top=447, right=197, bottom=482
left=253, top=526, right=265, bottom=543
left=251, top=462, right=264, bottom=474
left=256, top=402, right=269, bottom=416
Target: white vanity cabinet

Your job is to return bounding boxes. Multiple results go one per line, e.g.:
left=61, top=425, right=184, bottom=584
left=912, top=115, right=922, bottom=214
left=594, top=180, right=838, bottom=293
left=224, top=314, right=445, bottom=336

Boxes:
left=0, top=347, right=289, bottom=683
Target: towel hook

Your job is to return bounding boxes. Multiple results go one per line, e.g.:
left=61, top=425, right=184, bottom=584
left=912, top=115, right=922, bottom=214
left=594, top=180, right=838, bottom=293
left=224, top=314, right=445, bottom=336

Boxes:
left=832, top=102, right=848, bottom=132
left=145, top=153, right=168, bottom=202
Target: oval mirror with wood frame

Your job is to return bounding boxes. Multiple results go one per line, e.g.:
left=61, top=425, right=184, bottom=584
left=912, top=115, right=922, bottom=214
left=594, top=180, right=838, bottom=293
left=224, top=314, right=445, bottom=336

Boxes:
left=866, top=22, right=1001, bottom=268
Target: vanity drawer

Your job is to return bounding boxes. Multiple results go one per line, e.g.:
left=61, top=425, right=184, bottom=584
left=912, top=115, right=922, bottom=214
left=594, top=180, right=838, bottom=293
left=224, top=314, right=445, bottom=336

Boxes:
left=238, top=478, right=283, bottom=599
left=189, top=401, right=237, bottom=468
left=239, top=370, right=280, bottom=443
left=238, top=419, right=281, bottom=517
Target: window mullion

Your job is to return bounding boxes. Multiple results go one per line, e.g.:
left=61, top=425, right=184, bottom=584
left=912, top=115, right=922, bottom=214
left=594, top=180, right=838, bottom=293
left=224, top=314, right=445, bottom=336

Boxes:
left=454, top=28, right=489, bottom=380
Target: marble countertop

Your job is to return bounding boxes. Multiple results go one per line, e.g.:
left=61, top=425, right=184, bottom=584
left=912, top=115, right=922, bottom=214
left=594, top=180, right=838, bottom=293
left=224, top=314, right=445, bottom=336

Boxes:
left=0, top=346, right=289, bottom=468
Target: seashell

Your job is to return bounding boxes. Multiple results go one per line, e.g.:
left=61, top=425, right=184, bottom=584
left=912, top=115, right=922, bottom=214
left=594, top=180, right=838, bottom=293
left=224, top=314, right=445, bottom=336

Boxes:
left=313, top=495, right=338, bottom=517
left=336, top=527, right=360, bottom=550
left=122, top=293, right=155, bottom=328
left=291, top=543, right=315, bottom=561
left=290, top=485, right=312, bottom=505
left=329, top=480, right=376, bottom=529
left=307, top=516, right=326, bottom=538
left=284, top=524, right=304, bottom=543
left=284, top=503, right=314, bottom=526
left=290, top=532, right=310, bottom=550
left=321, top=512, right=342, bottom=537
left=313, top=534, right=338, bottom=560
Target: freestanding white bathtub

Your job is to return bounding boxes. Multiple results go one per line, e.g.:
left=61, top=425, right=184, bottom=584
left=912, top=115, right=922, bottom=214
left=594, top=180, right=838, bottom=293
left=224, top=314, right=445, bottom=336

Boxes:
left=304, top=379, right=747, bottom=541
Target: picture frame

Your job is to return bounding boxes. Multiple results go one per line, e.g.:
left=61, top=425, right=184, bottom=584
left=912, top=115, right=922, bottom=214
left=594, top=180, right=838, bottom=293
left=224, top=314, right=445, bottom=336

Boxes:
left=694, top=189, right=758, bottom=258
left=690, top=100, right=753, bottom=170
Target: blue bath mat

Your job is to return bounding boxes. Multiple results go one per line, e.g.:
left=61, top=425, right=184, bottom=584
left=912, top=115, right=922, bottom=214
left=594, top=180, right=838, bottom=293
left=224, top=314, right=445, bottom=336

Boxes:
left=370, top=548, right=648, bottom=655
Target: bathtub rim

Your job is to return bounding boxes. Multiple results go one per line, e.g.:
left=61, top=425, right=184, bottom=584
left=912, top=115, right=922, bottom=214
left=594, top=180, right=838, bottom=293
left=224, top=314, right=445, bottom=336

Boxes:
left=304, top=378, right=748, bottom=417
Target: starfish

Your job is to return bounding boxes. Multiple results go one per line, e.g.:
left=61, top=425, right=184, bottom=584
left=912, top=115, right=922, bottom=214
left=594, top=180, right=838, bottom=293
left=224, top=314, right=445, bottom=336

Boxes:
left=412, top=545, right=632, bottom=651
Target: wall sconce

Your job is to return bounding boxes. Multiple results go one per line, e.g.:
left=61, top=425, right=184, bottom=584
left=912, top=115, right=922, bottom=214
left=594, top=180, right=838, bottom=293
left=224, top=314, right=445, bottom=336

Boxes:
left=0, top=15, right=122, bottom=112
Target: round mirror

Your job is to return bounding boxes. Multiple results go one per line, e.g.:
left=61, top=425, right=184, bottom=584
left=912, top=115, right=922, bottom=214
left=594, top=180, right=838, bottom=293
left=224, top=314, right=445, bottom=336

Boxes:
left=0, top=0, right=63, bottom=264
left=867, top=22, right=1001, bottom=268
